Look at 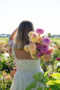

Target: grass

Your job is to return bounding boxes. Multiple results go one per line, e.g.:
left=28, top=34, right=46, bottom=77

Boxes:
left=0, top=37, right=60, bottom=44
left=50, top=38, right=60, bottom=44
left=51, top=38, right=60, bottom=41
left=0, top=38, right=9, bottom=43
left=0, top=38, right=8, bottom=40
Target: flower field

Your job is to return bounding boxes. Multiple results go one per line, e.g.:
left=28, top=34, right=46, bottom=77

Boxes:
left=0, top=38, right=60, bottom=90
left=0, top=38, right=17, bottom=90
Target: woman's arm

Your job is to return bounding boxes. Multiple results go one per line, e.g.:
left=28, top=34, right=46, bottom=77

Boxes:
left=9, top=28, right=17, bottom=40
left=9, top=28, right=18, bottom=48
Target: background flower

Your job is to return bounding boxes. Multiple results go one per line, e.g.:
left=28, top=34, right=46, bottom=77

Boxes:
left=3, top=52, right=10, bottom=59
left=5, top=75, right=12, bottom=80
left=43, top=55, right=51, bottom=61
left=56, top=58, right=60, bottom=61
left=3, top=73, right=7, bottom=76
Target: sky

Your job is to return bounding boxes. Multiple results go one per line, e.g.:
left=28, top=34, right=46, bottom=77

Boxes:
left=0, top=0, right=60, bottom=35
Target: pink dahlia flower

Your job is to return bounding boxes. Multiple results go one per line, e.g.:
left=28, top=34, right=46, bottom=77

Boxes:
left=36, top=28, right=44, bottom=34
left=41, top=45, right=48, bottom=53
left=42, top=37, right=50, bottom=45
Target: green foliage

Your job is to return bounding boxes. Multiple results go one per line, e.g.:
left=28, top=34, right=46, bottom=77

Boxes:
left=25, top=72, right=48, bottom=90
left=37, top=87, right=43, bottom=90
left=33, top=72, right=44, bottom=81
left=50, top=73, right=60, bottom=79
left=26, top=72, right=60, bottom=90
left=0, top=39, right=16, bottom=89
left=46, top=73, right=60, bottom=90
left=25, top=82, right=37, bottom=90
left=0, top=54, right=15, bottom=73
left=53, top=49, right=60, bottom=58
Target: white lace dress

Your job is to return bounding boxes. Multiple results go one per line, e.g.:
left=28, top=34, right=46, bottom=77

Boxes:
left=10, top=45, right=44, bottom=90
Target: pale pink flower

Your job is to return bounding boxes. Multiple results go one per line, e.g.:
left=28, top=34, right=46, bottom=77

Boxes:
left=28, top=31, right=36, bottom=37
left=30, top=36, right=37, bottom=42
left=28, top=43, right=36, bottom=53
left=24, top=45, right=29, bottom=52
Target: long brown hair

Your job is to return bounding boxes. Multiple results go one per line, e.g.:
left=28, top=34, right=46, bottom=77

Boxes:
left=14, top=21, right=34, bottom=49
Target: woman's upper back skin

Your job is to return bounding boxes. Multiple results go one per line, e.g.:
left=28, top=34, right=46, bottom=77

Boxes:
left=14, top=49, right=33, bottom=60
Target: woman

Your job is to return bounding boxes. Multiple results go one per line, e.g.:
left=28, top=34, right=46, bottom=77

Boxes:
left=9, top=21, right=44, bottom=90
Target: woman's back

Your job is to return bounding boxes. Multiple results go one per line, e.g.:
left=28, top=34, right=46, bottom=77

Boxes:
left=13, top=49, right=33, bottom=60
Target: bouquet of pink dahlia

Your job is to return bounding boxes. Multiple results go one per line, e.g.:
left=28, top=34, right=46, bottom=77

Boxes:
left=24, top=28, right=54, bottom=61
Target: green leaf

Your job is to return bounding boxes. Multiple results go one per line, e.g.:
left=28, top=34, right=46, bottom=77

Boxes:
left=54, top=80, right=60, bottom=84
left=49, top=85, right=60, bottom=90
left=33, top=72, right=44, bottom=81
left=44, top=70, right=50, bottom=77
left=50, top=73, right=60, bottom=79
left=37, top=87, right=43, bottom=90
left=25, top=82, right=37, bottom=90
left=58, top=68, right=60, bottom=73
left=46, top=80, right=56, bottom=85
left=46, top=79, right=60, bottom=86
left=48, top=77, right=56, bottom=81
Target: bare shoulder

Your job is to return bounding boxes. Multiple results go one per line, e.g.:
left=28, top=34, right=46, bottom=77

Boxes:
left=14, top=49, right=33, bottom=60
